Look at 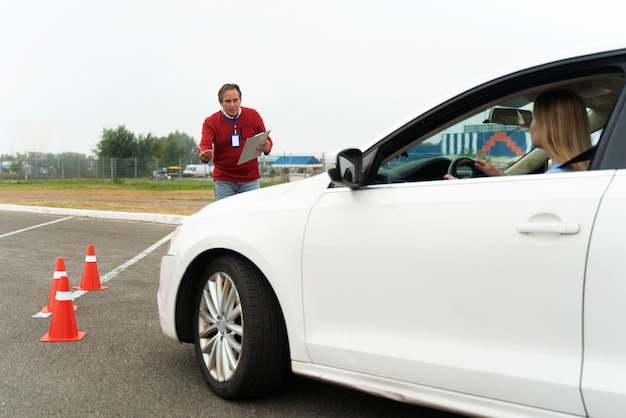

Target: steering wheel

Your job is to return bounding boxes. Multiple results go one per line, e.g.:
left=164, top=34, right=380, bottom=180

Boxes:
left=447, top=157, right=486, bottom=179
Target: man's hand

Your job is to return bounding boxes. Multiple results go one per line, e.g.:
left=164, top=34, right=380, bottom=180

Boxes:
left=199, top=147, right=213, bottom=163
left=257, top=140, right=271, bottom=154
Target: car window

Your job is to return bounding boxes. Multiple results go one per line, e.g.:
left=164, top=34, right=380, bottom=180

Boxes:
left=396, top=107, right=528, bottom=164
left=377, top=101, right=533, bottom=181
left=374, top=72, right=624, bottom=183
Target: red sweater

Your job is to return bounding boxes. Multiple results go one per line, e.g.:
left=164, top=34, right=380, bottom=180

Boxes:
left=200, top=107, right=273, bottom=182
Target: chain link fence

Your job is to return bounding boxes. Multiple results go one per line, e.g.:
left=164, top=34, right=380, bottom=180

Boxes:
left=0, top=156, right=191, bottom=182
left=0, top=154, right=322, bottom=183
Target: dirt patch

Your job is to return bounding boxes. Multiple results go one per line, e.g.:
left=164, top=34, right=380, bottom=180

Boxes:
left=0, top=186, right=213, bottom=216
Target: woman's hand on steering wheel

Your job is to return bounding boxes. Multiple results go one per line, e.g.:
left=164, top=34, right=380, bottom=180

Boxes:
left=447, top=157, right=482, bottom=179
left=472, top=159, right=506, bottom=176
left=446, top=157, right=505, bottom=179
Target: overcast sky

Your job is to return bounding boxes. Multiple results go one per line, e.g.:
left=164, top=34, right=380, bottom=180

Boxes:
left=1, top=0, right=625, bottom=157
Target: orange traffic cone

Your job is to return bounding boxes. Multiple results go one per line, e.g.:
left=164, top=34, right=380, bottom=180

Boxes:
left=74, top=245, right=107, bottom=291
left=40, top=275, right=86, bottom=342
left=42, top=257, right=77, bottom=313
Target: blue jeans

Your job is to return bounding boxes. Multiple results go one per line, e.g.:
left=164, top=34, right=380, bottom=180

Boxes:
left=214, top=179, right=260, bottom=201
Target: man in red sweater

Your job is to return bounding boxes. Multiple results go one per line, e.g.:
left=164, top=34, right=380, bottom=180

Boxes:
left=199, top=83, right=273, bottom=201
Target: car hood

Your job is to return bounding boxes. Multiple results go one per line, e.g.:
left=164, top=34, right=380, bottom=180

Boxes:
left=188, top=173, right=332, bottom=220
left=167, top=173, right=334, bottom=283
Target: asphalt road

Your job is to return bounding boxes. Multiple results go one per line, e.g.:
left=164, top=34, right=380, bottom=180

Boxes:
left=0, top=209, right=463, bottom=418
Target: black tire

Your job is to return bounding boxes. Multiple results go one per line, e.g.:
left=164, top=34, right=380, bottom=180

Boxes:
left=194, top=255, right=289, bottom=399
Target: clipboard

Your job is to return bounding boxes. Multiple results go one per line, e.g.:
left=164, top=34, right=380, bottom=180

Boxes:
left=237, top=130, right=271, bottom=165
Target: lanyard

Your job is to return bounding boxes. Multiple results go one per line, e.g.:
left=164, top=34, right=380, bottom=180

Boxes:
left=222, top=110, right=241, bottom=134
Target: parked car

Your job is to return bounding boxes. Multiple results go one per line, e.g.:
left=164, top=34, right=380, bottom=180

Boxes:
left=158, top=46, right=626, bottom=417
left=167, top=165, right=181, bottom=178
left=151, top=169, right=170, bottom=180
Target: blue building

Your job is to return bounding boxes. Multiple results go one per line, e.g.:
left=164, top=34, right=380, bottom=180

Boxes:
left=272, top=156, right=322, bottom=169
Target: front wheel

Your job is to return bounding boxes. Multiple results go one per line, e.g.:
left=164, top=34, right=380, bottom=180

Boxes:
left=194, top=255, right=289, bottom=399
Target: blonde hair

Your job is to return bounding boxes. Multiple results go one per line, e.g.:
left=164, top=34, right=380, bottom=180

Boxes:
left=533, top=89, right=591, bottom=171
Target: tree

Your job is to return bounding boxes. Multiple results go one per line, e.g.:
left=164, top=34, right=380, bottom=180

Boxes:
left=95, top=125, right=197, bottom=166
left=96, top=125, right=137, bottom=158
left=136, top=133, right=160, bottom=158
left=160, top=131, right=197, bottom=160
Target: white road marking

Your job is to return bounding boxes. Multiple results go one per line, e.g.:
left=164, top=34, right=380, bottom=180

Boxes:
left=0, top=217, right=73, bottom=239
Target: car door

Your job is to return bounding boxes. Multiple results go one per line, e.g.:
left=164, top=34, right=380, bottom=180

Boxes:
left=581, top=170, right=626, bottom=416
left=302, top=170, right=613, bottom=414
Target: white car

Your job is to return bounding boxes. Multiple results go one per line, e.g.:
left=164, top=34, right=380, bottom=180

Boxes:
left=182, top=164, right=213, bottom=178
left=158, top=46, right=626, bottom=417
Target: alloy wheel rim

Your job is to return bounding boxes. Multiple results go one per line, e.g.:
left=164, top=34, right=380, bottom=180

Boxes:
left=198, top=271, right=243, bottom=382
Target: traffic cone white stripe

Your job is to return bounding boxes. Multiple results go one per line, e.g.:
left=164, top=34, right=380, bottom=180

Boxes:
left=55, top=291, right=73, bottom=301
left=53, top=270, right=66, bottom=279
left=85, top=255, right=97, bottom=262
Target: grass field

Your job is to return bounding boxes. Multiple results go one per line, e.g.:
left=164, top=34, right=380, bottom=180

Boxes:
left=0, top=179, right=281, bottom=216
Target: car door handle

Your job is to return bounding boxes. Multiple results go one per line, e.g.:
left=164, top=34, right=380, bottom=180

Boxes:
left=517, top=222, right=580, bottom=235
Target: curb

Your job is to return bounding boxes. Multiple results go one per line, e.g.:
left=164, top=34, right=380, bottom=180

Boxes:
left=0, top=203, right=187, bottom=225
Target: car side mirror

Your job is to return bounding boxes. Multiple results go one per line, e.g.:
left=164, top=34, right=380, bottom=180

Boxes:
left=328, top=148, right=363, bottom=189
